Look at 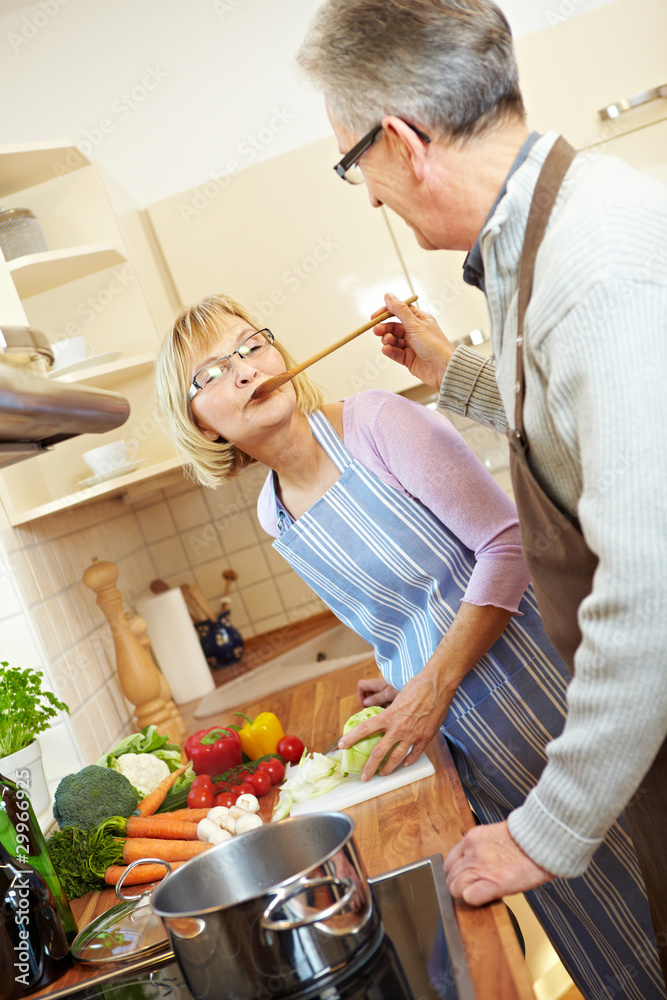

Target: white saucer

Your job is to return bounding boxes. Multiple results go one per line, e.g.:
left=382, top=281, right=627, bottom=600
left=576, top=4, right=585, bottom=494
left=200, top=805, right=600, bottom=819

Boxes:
left=75, top=459, right=145, bottom=490
left=49, top=351, right=123, bottom=378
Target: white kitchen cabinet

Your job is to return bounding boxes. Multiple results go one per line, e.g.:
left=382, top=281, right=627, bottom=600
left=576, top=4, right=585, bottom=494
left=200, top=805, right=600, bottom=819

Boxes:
left=515, top=0, right=667, bottom=153
left=0, top=142, right=184, bottom=526
left=147, top=135, right=421, bottom=403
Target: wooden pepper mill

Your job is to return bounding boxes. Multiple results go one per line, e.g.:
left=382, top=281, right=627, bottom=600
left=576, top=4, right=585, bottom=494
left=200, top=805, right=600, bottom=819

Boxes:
left=126, top=610, right=186, bottom=741
left=82, top=557, right=180, bottom=744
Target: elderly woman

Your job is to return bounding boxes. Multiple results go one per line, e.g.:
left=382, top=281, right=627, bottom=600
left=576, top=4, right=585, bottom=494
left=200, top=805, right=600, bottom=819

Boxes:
left=156, top=292, right=664, bottom=1000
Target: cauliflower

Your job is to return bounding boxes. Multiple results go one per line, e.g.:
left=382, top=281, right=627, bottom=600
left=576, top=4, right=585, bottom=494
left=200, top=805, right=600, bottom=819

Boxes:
left=113, top=752, right=170, bottom=797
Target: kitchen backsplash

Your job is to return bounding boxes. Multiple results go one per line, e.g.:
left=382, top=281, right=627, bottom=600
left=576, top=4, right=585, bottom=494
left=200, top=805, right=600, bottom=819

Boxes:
left=0, top=460, right=326, bottom=802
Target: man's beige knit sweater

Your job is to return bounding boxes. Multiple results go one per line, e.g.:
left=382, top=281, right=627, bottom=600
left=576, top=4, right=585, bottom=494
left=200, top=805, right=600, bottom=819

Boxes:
left=439, top=130, right=667, bottom=876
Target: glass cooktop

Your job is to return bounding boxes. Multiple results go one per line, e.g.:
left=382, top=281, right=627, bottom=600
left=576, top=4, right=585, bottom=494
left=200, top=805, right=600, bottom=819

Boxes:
left=48, top=856, right=476, bottom=1000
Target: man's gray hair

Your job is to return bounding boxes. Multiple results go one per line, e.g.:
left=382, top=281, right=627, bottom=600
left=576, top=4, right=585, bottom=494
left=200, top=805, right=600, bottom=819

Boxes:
left=297, top=0, right=525, bottom=140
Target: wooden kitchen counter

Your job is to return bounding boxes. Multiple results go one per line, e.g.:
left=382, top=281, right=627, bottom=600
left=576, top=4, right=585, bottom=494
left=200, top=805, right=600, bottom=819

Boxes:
left=37, top=657, right=535, bottom=1000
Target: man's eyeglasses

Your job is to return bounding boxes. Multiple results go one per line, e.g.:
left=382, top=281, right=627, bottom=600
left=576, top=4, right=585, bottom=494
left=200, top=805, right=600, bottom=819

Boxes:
left=334, top=119, right=431, bottom=184
left=188, top=329, right=274, bottom=404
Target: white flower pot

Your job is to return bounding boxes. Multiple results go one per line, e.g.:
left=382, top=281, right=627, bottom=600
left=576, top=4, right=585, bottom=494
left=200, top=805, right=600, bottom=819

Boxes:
left=0, top=739, right=50, bottom=816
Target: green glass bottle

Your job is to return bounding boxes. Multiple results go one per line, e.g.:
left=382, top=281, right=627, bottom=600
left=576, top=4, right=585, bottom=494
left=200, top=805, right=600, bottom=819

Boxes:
left=0, top=772, right=78, bottom=944
left=0, top=838, right=72, bottom=998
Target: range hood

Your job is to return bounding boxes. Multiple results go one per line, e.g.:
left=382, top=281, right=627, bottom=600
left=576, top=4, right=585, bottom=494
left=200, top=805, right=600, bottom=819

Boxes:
left=0, top=326, right=130, bottom=469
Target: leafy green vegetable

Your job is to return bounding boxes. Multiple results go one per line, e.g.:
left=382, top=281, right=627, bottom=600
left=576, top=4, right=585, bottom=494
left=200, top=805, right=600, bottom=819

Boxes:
left=53, top=765, right=138, bottom=830
left=341, top=706, right=385, bottom=776
left=0, top=661, right=69, bottom=757
left=46, top=823, right=124, bottom=898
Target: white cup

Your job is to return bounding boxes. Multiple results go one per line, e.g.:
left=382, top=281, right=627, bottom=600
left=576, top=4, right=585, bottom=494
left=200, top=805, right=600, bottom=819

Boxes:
left=51, top=336, right=93, bottom=370
left=83, top=440, right=138, bottom=476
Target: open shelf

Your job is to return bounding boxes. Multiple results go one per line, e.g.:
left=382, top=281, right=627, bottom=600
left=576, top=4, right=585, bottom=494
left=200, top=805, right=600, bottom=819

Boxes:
left=8, top=243, right=126, bottom=297
left=47, top=353, right=155, bottom=389
left=0, top=141, right=90, bottom=198
left=0, top=456, right=187, bottom=526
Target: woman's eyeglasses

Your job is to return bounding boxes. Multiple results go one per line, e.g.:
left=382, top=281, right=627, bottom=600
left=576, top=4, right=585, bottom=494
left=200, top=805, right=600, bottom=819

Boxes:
left=189, top=329, right=274, bottom=403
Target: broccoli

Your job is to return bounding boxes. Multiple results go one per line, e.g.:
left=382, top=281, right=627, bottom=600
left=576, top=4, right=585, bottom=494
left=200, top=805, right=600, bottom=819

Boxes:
left=53, top=764, right=139, bottom=829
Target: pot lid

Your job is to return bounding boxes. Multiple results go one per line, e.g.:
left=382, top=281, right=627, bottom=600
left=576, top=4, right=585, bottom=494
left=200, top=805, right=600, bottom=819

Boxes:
left=71, top=883, right=170, bottom=966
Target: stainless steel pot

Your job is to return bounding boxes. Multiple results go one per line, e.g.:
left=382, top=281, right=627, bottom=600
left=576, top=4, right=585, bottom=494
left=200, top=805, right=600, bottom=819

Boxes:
left=150, top=812, right=380, bottom=1000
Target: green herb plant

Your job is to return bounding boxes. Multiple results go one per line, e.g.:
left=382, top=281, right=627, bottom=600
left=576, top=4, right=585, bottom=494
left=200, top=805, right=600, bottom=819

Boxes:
left=0, top=661, right=69, bottom=758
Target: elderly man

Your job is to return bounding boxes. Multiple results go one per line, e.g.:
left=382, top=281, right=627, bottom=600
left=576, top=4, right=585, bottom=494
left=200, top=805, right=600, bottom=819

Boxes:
left=297, top=0, right=667, bottom=986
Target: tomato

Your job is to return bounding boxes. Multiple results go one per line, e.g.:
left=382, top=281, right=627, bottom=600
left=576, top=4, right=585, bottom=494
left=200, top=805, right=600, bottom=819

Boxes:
left=227, top=781, right=255, bottom=797
left=277, top=735, right=305, bottom=765
left=257, top=758, right=285, bottom=785
left=214, top=791, right=237, bottom=808
left=187, top=785, right=215, bottom=809
left=190, top=774, right=214, bottom=788
left=246, top=770, right=271, bottom=797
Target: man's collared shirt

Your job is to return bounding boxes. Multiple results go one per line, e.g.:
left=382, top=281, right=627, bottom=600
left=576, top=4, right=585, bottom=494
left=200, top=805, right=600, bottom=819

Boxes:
left=462, top=131, right=541, bottom=293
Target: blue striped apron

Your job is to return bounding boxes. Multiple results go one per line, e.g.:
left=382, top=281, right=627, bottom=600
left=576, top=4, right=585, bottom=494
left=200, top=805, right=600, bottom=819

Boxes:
left=268, top=410, right=665, bottom=1000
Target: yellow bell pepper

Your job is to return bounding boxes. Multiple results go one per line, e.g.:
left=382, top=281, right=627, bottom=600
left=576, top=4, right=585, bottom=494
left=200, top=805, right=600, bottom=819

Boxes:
left=233, top=712, right=285, bottom=760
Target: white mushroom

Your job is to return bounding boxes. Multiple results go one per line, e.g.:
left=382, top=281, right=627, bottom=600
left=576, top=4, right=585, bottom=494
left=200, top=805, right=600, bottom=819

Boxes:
left=235, top=812, right=263, bottom=835
left=219, top=815, right=237, bottom=835
left=230, top=805, right=248, bottom=820
left=197, top=817, right=221, bottom=842
left=207, top=806, right=231, bottom=824
left=235, top=793, right=260, bottom=814
left=208, top=827, right=233, bottom=845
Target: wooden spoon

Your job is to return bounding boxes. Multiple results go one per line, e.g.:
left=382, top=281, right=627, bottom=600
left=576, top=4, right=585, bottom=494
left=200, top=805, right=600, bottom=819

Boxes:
left=250, top=293, right=418, bottom=402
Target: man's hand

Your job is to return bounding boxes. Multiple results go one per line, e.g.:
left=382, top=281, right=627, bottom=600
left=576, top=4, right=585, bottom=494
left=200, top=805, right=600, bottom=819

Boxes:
left=444, top=821, right=555, bottom=905
left=372, top=292, right=456, bottom=390
left=356, top=677, right=398, bottom=708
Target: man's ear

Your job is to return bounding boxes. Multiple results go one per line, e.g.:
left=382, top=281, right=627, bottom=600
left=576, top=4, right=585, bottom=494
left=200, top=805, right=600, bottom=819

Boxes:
left=381, top=115, right=429, bottom=180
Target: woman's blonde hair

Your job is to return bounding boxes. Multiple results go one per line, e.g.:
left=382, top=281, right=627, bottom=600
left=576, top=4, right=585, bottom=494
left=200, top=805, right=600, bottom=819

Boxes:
left=155, top=292, right=324, bottom=488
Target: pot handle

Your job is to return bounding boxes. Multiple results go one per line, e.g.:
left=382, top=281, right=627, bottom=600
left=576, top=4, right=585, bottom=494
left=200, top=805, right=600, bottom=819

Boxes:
left=261, top=875, right=355, bottom=931
left=115, top=857, right=173, bottom=901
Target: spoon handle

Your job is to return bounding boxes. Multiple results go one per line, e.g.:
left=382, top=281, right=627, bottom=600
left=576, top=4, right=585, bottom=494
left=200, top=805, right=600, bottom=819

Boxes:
left=289, top=293, right=418, bottom=377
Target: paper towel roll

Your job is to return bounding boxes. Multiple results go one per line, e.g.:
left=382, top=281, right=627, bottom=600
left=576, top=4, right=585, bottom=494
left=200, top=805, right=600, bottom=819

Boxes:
left=138, top=589, right=215, bottom=704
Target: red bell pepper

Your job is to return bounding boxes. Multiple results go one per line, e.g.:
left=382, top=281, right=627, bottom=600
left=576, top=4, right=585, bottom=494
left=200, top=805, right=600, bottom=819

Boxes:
left=184, top=726, right=242, bottom=776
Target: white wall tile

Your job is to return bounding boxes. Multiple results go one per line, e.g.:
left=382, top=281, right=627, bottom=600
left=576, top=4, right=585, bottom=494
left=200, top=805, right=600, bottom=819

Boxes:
left=182, top=525, right=223, bottom=567
left=252, top=612, right=291, bottom=633
left=221, top=509, right=260, bottom=555
left=0, top=570, right=22, bottom=620
left=230, top=544, right=271, bottom=589
left=135, top=501, right=177, bottom=543
left=49, top=654, right=83, bottom=715
left=3, top=611, right=46, bottom=667
left=238, top=579, right=284, bottom=621
left=149, top=535, right=189, bottom=578
left=168, top=490, right=210, bottom=533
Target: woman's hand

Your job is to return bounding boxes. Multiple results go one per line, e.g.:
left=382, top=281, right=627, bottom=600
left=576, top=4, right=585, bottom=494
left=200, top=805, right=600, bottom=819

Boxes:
left=340, top=603, right=515, bottom=781
left=357, top=677, right=398, bottom=708
left=372, top=292, right=456, bottom=391
left=340, top=663, right=457, bottom=781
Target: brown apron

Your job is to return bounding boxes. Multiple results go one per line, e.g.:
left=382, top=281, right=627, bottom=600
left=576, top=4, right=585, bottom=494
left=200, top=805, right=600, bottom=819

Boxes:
left=508, top=135, right=667, bottom=984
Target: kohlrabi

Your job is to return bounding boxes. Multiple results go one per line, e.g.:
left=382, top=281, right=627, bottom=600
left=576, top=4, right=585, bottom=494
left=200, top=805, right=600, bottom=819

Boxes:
left=341, top=705, right=386, bottom=776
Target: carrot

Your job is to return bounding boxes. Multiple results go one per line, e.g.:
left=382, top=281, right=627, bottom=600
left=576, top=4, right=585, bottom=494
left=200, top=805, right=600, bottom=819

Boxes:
left=104, top=861, right=189, bottom=886
left=136, top=765, right=188, bottom=817
left=124, top=816, right=199, bottom=840
left=150, top=808, right=210, bottom=822
left=122, top=838, right=211, bottom=864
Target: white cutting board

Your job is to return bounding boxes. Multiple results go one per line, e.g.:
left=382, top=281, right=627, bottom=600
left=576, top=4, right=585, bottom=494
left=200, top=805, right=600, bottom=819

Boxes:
left=290, top=753, right=435, bottom=816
